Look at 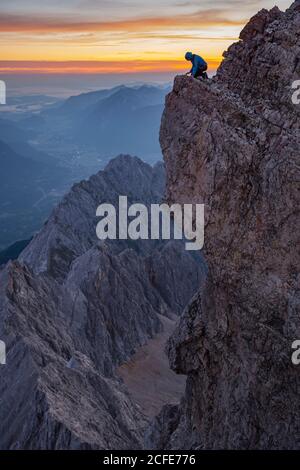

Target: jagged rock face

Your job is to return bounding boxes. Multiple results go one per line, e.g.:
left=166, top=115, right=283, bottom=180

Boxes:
left=0, top=263, right=146, bottom=450
left=159, top=2, right=300, bottom=449
left=20, top=155, right=165, bottom=279
left=0, top=155, right=205, bottom=449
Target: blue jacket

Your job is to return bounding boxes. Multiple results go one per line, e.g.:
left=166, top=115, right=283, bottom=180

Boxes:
left=186, top=53, right=207, bottom=77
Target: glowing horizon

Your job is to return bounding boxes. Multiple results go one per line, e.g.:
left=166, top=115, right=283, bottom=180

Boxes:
left=0, top=58, right=222, bottom=75
left=0, top=0, right=292, bottom=75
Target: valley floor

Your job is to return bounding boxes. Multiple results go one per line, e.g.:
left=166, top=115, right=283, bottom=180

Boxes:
left=118, top=315, right=186, bottom=418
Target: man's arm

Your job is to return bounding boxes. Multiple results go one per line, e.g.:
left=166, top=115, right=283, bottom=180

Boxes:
left=186, top=65, right=193, bottom=75
left=191, top=62, right=198, bottom=77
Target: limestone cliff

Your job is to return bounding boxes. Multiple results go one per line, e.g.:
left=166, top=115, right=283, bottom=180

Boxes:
left=155, top=1, right=300, bottom=449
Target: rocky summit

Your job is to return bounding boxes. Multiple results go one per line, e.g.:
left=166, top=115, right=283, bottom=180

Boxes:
left=150, top=1, right=300, bottom=449
left=0, top=155, right=205, bottom=449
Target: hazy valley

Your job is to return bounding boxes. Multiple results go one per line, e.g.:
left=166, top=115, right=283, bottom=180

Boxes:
left=0, top=83, right=170, bottom=252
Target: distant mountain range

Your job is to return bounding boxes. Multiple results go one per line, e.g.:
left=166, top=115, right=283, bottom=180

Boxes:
left=0, top=138, right=67, bottom=250
left=0, top=238, right=31, bottom=266
left=44, top=84, right=170, bottom=158
left=0, top=118, right=30, bottom=143
left=0, top=83, right=171, bottom=250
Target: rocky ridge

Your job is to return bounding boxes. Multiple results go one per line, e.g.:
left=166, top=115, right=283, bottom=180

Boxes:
left=0, top=155, right=205, bottom=449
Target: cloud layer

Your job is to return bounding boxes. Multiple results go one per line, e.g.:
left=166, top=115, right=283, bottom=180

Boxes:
left=0, top=0, right=291, bottom=74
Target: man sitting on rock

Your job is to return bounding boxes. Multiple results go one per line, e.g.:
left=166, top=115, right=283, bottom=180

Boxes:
left=185, top=52, right=208, bottom=79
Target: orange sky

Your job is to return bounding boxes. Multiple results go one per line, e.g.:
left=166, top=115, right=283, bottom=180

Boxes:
left=0, top=0, right=292, bottom=74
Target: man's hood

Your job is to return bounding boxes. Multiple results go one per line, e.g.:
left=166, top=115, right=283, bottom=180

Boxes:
left=185, top=52, right=193, bottom=61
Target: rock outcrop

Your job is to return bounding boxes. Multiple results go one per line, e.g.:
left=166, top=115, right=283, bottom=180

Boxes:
left=0, top=155, right=205, bottom=449
left=155, top=1, right=300, bottom=449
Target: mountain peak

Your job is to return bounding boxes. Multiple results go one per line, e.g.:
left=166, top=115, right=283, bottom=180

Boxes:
left=0, top=153, right=205, bottom=449
left=20, top=155, right=165, bottom=279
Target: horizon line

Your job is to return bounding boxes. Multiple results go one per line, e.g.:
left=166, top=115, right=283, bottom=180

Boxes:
left=0, top=58, right=222, bottom=75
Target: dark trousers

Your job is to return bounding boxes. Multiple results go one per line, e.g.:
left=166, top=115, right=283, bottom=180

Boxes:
left=194, top=64, right=208, bottom=78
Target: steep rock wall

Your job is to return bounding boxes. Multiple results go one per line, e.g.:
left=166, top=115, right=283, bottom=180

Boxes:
left=157, top=1, right=300, bottom=449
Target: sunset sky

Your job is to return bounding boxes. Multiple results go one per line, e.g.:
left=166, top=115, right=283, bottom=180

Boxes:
left=0, top=0, right=292, bottom=74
